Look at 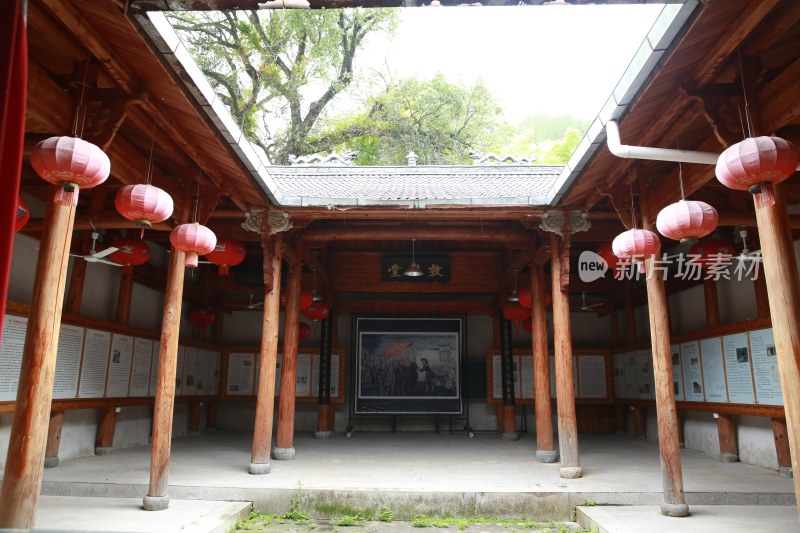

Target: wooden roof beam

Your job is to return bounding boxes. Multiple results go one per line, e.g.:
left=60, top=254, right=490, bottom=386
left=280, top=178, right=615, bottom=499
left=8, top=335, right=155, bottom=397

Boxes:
left=300, top=226, right=532, bottom=245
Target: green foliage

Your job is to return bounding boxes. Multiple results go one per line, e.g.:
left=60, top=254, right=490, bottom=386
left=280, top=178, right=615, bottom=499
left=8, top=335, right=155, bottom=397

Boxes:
left=283, top=491, right=310, bottom=522
left=333, top=513, right=367, bottom=526
left=582, top=499, right=596, bottom=507
left=411, top=514, right=433, bottom=528
left=235, top=509, right=280, bottom=530
left=377, top=507, right=394, bottom=523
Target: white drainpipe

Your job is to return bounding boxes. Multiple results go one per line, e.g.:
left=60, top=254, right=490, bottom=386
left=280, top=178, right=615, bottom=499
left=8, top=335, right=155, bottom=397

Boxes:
left=606, top=120, right=800, bottom=170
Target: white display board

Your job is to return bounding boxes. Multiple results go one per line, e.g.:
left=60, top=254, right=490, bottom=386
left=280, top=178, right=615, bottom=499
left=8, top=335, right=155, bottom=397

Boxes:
left=78, top=329, right=111, bottom=398
left=296, top=353, right=312, bottom=397
left=148, top=341, right=161, bottom=397
left=635, top=350, right=652, bottom=399
left=194, top=349, right=210, bottom=395
left=53, top=324, right=84, bottom=399
left=749, top=328, right=782, bottom=405
left=227, top=352, right=256, bottom=395
left=700, top=337, right=727, bottom=403
left=182, top=346, right=198, bottom=395
left=670, top=344, right=684, bottom=401
left=0, top=315, right=27, bottom=401
left=129, top=338, right=153, bottom=397
left=209, top=351, right=220, bottom=395
left=680, top=341, right=704, bottom=402
left=330, top=354, right=340, bottom=398
left=623, top=351, right=638, bottom=399
left=519, top=356, right=534, bottom=399
left=578, top=355, right=606, bottom=398
left=722, top=333, right=755, bottom=404
left=175, top=346, right=185, bottom=396
left=613, top=353, right=626, bottom=399
left=106, top=334, right=134, bottom=397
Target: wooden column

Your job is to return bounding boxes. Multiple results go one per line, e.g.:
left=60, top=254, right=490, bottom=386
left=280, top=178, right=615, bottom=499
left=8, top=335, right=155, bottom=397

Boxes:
left=250, top=232, right=283, bottom=474
left=0, top=194, right=77, bottom=528
left=44, top=411, right=65, bottom=468
left=609, top=301, right=627, bottom=434
left=95, top=407, right=117, bottom=455
left=641, top=196, right=689, bottom=517
left=188, top=402, right=202, bottom=435
left=772, top=417, right=793, bottom=477
left=143, top=244, right=186, bottom=511
left=716, top=413, right=739, bottom=462
left=274, top=246, right=301, bottom=460
left=532, top=265, right=556, bottom=462
left=550, top=232, right=581, bottom=479
left=753, top=270, right=770, bottom=318
left=206, top=401, right=217, bottom=430
left=495, top=404, right=505, bottom=432
left=116, top=269, right=134, bottom=325
left=632, top=405, right=647, bottom=438
left=315, top=314, right=334, bottom=438
left=753, top=184, right=800, bottom=513
left=703, top=279, right=720, bottom=328
left=64, top=245, right=87, bottom=315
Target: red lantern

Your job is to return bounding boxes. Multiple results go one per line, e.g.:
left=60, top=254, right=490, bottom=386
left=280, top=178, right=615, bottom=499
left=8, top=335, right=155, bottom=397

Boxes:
left=188, top=308, right=216, bottom=337
left=656, top=199, right=718, bottom=242
left=205, top=238, right=246, bottom=276
left=688, top=237, right=736, bottom=268
left=14, top=195, right=29, bottom=232
left=302, top=302, right=330, bottom=321
left=518, top=290, right=552, bottom=309
left=522, top=317, right=533, bottom=333
left=169, top=223, right=217, bottom=268
left=280, top=290, right=313, bottom=310
left=612, top=229, right=661, bottom=264
left=503, top=302, right=529, bottom=322
left=298, top=322, right=311, bottom=341
left=30, top=136, right=110, bottom=206
left=115, top=184, right=173, bottom=228
left=108, top=238, right=151, bottom=274
left=716, top=136, right=798, bottom=208
left=596, top=242, right=618, bottom=272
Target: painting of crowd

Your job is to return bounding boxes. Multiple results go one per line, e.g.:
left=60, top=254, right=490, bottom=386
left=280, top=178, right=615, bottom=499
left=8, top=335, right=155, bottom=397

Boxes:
left=358, top=333, right=459, bottom=398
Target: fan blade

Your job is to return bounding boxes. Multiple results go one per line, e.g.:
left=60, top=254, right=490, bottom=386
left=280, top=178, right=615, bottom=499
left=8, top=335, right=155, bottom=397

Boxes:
left=97, top=259, right=121, bottom=266
left=90, top=246, right=119, bottom=260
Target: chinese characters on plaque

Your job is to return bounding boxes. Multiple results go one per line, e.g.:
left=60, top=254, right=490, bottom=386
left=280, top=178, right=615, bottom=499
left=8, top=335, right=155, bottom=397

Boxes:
left=381, top=257, right=451, bottom=282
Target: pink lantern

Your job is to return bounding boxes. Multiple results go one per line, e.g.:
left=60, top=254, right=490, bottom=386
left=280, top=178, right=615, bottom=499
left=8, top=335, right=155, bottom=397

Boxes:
left=612, top=229, right=661, bottom=264
left=716, top=136, right=798, bottom=208
left=30, top=136, right=110, bottom=206
left=169, top=223, right=217, bottom=268
left=656, top=199, right=718, bottom=242
left=14, top=195, right=29, bottom=232
left=115, top=184, right=173, bottom=227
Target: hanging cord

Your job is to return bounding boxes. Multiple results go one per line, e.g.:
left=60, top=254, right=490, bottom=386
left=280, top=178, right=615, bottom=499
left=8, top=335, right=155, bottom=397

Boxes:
left=192, top=184, right=200, bottom=224
left=676, top=140, right=685, bottom=201
left=629, top=179, right=637, bottom=229
left=71, top=55, right=91, bottom=137
left=737, top=47, right=753, bottom=139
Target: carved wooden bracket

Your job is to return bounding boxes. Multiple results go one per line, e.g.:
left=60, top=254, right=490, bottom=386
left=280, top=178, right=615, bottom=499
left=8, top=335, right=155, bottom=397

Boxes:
left=267, top=211, right=293, bottom=234
left=538, top=210, right=591, bottom=237
left=680, top=83, right=746, bottom=147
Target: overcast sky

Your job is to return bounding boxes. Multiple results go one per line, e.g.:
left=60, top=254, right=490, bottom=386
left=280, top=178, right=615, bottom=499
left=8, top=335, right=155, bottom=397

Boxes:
left=353, top=4, right=666, bottom=121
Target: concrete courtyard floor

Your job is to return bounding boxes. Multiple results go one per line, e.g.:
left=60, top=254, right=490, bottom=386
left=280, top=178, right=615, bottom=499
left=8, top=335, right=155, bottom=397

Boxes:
left=22, top=430, right=799, bottom=532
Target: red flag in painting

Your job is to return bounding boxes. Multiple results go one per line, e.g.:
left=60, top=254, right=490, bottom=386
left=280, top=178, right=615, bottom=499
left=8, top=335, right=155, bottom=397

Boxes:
left=0, top=0, right=27, bottom=345
left=384, top=341, right=412, bottom=358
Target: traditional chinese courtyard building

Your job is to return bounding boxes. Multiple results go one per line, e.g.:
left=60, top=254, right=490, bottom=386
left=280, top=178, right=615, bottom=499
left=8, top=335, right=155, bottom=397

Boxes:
left=2, top=0, right=800, bottom=529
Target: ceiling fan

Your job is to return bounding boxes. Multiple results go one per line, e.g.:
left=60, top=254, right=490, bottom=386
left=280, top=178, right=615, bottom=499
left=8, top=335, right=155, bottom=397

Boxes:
left=245, top=292, right=264, bottom=309
left=737, top=228, right=762, bottom=262
left=577, top=292, right=603, bottom=311
left=70, top=231, right=119, bottom=266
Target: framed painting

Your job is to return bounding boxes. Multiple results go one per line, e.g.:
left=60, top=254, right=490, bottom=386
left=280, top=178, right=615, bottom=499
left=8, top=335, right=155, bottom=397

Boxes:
left=353, top=316, right=464, bottom=414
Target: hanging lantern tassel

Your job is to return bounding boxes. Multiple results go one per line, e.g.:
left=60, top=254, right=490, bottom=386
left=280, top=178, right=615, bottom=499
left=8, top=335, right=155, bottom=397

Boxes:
left=716, top=136, right=798, bottom=209
left=31, top=136, right=110, bottom=206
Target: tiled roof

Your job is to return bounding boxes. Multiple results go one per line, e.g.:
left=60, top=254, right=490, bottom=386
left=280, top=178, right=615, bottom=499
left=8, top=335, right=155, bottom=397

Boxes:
left=264, top=165, right=562, bottom=207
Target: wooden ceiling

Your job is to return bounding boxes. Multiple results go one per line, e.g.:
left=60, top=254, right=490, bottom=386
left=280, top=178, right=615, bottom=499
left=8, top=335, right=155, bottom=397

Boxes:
left=18, top=0, right=800, bottom=313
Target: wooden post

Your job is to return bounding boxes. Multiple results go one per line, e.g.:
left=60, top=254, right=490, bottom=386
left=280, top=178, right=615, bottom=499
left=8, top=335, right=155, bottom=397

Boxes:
left=274, top=246, right=301, bottom=460
left=64, top=243, right=87, bottom=314
left=703, top=279, right=720, bottom=328
left=609, top=301, right=627, bottom=435
left=772, top=417, right=793, bottom=477
left=315, top=314, right=334, bottom=438
left=641, top=195, right=689, bottom=517
left=95, top=407, right=118, bottom=455
left=44, top=411, right=65, bottom=468
left=116, top=268, right=134, bottom=325
left=532, top=265, right=556, bottom=462
left=550, top=232, right=581, bottom=479
left=716, top=413, right=739, bottom=462
left=0, top=194, right=76, bottom=528
left=188, top=402, right=202, bottom=435
left=495, top=404, right=505, bottom=432
left=250, top=232, right=283, bottom=474
left=753, top=184, right=800, bottom=513
left=207, top=401, right=217, bottom=430
left=632, top=405, right=647, bottom=438
left=143, top=243, right=186, bottom=511
left=753, top=270, right=770, bottom=318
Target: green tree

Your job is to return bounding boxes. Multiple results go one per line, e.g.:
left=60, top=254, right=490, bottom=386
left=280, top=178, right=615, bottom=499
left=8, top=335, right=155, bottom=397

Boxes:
left=310, top=74, right=506, bottom=165
left=167, top=9, right=397, bottom=164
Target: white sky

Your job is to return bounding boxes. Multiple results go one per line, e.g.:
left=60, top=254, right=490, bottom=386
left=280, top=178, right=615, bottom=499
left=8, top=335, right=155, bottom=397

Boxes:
left=352, top=4, right=666, bottom=121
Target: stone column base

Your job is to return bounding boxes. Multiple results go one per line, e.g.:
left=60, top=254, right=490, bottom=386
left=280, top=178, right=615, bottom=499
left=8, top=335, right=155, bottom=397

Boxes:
left=559, top=466, right=582, bottom=479
left=536, top=450, right=558, bottom=463
left=779, top=466, right=793, bottom=478
left=249, top=462, right=271, bottom=475
left=314, top=430, right=333, bottom=439
left=501, top=431, right=519, bottom=441
left=143, top=495, right=169, bottom=511
left=95, top=446, right=113, bottom=456
left=272, top=446, right=296, bottom=460
left=44, top=456, right=59, bottom=468
left=720, top=453, right=739, bottom=463
left=660, top=501, right=689, bottom=517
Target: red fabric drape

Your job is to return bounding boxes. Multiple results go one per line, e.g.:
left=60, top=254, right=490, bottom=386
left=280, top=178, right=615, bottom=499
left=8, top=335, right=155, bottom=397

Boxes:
left=0, top=0, right=28, bottom=344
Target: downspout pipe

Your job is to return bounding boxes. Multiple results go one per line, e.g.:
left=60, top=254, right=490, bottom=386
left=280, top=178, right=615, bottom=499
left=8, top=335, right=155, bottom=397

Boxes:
left=606, top=121, right=800, bottom=171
